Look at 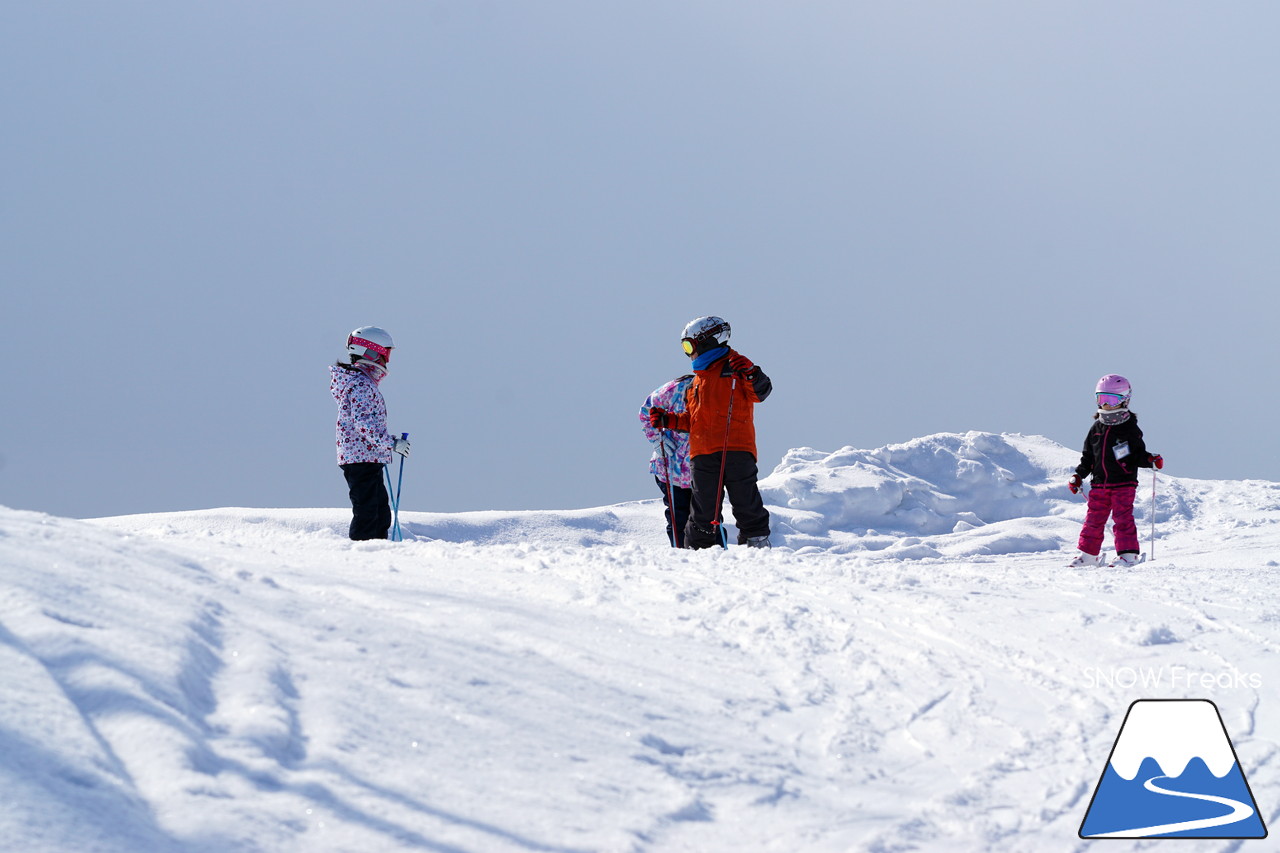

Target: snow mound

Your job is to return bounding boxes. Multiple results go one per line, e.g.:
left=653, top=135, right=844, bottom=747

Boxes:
left=762, top=432, right=1076, bottom=535
left=759, top=432, right=1081, bottom=555
left=102, top=432, right=1260, bottom=561
left=95, top=432, right=1273, bottom=563
left=107, top=433, right=1088, bottom=557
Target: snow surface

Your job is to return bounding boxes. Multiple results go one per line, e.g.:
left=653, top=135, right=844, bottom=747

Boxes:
left=3, top=432, right=1279, bottom=852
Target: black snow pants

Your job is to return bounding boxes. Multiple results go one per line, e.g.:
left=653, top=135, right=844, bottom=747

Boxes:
left=683, top=451, right=770, bottom=550
left=342, top=462, right=391, bottom=541
left=655, top=476, right=693, bottom=548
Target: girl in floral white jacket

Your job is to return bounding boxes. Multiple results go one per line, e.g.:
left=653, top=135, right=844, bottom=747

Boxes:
left=639, top=374, right=694, bottom=547
left=330, top=327, right=408, bottom=540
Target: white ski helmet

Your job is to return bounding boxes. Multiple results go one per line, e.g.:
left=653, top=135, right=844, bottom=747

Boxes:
left=680, top=316, right=731, bottom=356
left=345, top=326, right=395, bottom=366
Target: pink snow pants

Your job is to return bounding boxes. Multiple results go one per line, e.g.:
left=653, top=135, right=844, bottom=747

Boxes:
left=1078, top=483, right=1139, bottom=556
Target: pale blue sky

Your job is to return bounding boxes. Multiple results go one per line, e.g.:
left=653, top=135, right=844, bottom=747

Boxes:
left=3, top=2, right=1278, bottom=518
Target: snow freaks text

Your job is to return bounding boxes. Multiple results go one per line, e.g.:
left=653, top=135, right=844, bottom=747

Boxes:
left=1082, top=666, right=1263, bottom=690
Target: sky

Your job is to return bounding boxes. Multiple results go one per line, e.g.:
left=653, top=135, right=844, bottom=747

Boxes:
left=3, top=2, right=1279, bottom=519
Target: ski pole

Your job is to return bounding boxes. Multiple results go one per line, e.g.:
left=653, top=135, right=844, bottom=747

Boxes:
left=1149, top=464, right=1157, bottom=560
left=658, top=428, right=682, bottom=548
left=711, top=370, right=736, bottom=550
left=392, top=432, right=407, bottom=542
left=383, top=464, right=399, bottom=541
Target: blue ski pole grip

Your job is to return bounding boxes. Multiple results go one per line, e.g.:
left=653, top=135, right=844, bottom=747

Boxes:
left=401, top=432, right=409, bottom=439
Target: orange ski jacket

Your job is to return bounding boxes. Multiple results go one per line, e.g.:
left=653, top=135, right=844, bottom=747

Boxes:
left=668, top=349, right=772, bottom=459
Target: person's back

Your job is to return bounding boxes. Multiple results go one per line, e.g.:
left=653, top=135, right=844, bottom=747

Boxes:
left=640, top=374, right=695, bottom=547
left=648, top=316, right=773, bottom=549
left=682, top=348, right=771, bottom=459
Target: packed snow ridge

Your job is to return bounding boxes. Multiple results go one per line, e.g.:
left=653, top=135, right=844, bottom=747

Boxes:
left=759, top=432, right=1084, bottom=555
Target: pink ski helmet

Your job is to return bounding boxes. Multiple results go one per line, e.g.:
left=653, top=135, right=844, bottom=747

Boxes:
left=1095, top=374, right=1131, bottom=408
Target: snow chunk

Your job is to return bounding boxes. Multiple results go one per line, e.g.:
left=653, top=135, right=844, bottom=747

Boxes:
left=761, top=432, right=1078, bottom=543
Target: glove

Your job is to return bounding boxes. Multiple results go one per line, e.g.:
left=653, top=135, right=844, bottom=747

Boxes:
left=1150, top=453, right=1163, bottom=470
left=648, top=407, right=668, bottom=429
left=728, top=352, right=754, bottom=374
left=393, top=437, right=411, bottom=458
left=652, top=433, right=678, bottom=459
left=1068, top=474, right=1083, bottom=494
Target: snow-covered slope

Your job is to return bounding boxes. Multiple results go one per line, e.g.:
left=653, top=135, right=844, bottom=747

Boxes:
left=2, top=433, right=1278, bottom=852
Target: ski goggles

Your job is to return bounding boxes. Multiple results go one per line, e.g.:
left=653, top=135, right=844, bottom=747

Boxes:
left=350, top=337, right=392, bottom=365
left=681, top=338, right=697, bottom=356
left=1096, top=392, right=1128, bottom=408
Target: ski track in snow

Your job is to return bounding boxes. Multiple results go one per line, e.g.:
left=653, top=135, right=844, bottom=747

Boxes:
left=1, top=433, right=1278, bottom=852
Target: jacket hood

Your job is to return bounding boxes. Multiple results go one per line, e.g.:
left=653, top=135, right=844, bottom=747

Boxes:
left=330, top=363, right=368, bottom=401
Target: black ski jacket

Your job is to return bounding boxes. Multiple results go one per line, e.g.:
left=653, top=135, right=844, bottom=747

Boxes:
left=1074, top=413, right=1153, bottom=486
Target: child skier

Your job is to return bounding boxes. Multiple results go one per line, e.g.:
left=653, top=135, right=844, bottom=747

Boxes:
left=329, top=326, right=410, bottom=541
left=1067, top=374, right=1163, bottom=567
left=640, top=373, right=695, bottom=547
left=648, top=316, right=773, bottom=549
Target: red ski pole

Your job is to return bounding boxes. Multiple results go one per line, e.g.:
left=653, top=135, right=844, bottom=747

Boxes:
left=711, top=370, right=736, bottom=550
left=658, top=429, right=682, bottom=548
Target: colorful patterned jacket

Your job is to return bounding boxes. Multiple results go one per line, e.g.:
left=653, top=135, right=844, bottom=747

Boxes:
left=330, top=363, right=395, bottom=465
left=640, top=375, right=694, bottom=487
